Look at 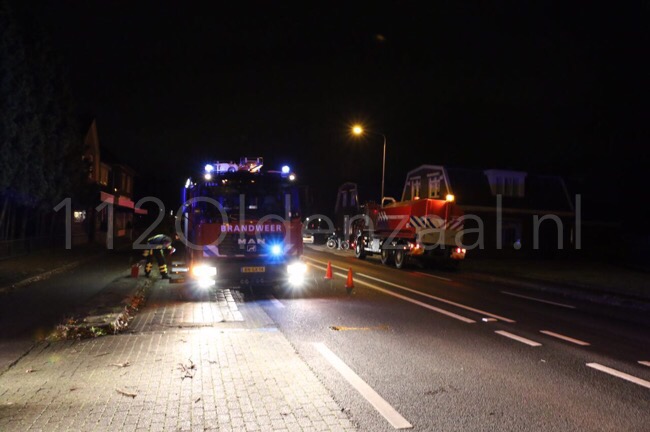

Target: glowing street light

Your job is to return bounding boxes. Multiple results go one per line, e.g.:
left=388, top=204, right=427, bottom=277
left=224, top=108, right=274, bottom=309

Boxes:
left=351, top=124, right=387, bottom=203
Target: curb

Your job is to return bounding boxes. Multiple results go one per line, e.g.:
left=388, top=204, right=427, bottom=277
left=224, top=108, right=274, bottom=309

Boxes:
left=47, top=276, right=153, bottom=341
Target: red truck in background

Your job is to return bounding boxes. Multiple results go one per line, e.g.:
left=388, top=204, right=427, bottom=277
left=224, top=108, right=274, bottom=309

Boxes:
left=353, top=196, right=466, bottom=268
left=179, top=157, right=306, bottom=289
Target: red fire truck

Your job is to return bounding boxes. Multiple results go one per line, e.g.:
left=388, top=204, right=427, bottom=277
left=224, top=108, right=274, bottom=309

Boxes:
left=179, top=157, right=306, bottom=289
left=354, top=196, right=466, bottom=268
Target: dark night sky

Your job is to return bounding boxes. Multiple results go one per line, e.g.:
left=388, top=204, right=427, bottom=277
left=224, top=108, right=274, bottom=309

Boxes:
left=20, top=1, right=650, bottom=216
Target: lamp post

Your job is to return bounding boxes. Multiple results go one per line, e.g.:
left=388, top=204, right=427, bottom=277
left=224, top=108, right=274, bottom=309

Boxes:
left=352, top=125, right=387, bottom=203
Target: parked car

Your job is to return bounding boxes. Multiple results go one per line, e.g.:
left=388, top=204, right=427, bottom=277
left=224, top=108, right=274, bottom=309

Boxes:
left=214, top=162, right=238, bottom=173
left=303, top=218, right=334, bottom=245
left=302, top=233, right=314, bottom=244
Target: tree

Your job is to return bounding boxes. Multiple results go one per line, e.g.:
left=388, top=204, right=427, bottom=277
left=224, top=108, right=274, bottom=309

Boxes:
left=0, top=0, right=86, bottom=241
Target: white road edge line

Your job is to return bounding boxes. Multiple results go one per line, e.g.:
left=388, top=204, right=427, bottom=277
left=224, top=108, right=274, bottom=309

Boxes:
left=495, top=330, right=542, bottom=347
left=501, top=291, right=576, bottom=309
left=638, top=361, right=650, bottom=368
left=304, top=256, right=511, bottom=323
left=412, top=271, right=452, bottom=282
left=358, top=272, right=515, bottom=323
left=333, top=272, right=475, bottom=323
left=586, top=363, right=650, bottom=389
left=313, top=343, right=413, bottom=429
left=308, top=258, right=506, bottom=323
left=267, top=295, right=285, bottom=308
left=539, top=330, right=590, bottom=346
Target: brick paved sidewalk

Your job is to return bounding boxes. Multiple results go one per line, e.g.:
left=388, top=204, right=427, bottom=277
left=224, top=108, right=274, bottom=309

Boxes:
left=0, top=280, right=357, bottom=432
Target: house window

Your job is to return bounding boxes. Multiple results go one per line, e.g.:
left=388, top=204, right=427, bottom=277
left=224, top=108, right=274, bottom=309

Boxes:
left=121, top=173, right=129, bottom=192
left=484, top=170, right=526, bottom=198
left=99, top=165, right=110, bottom=186
left=73, top=211, right=86, bottom=223
left=410, top=178, right=421, bottom=199
left=125, top=176, right=132, bottom=194
left=496, top=177, right=504, bottom=195
left=428, top=175, right=441, bottom=198
left=502, top=220, right=523, bottom=249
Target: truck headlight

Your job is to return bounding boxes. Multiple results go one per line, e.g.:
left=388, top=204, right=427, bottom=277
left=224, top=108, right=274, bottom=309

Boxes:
left=287, top=262, right=307, bottom=285
left=192, top=264, right=217, bottom=288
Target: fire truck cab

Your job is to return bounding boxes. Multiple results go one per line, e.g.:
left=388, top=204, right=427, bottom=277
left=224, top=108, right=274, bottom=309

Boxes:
left=354, top=196, right=466, bottom=269
left=179, top=158, right=306, bottom=289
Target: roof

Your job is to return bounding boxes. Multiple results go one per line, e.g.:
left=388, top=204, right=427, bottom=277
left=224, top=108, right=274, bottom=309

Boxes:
left=413, top=165, right=574, bottom=213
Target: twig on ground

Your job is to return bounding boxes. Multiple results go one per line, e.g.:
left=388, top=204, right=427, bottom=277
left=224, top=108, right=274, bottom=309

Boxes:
left=110, top=361, right=131, bottom=368
left=178, top=358, right=196, bottom=379
left=116, top=389, right=137, bottom=398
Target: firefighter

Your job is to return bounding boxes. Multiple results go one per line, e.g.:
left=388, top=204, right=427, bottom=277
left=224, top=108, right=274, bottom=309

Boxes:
left=142, top=233, right=178, bottom=279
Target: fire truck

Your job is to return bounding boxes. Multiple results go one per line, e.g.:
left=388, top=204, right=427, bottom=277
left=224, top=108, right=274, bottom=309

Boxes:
left=353, top=196, right=466, bottom=268
left=179, top=157, right=307, bottom=289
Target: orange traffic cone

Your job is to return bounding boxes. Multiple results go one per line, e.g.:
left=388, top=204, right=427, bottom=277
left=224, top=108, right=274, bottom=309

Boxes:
left=324, top=261, right=333, bottom=280
left=345, top=268, right=354, bottom=289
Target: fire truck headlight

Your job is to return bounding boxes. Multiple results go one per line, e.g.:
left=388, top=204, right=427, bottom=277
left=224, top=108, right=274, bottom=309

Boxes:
left=287, top=262, right=307, bottom=285
left=192, top=264, right=217, bottom=288
left=192, top=264, right=217, bottom=278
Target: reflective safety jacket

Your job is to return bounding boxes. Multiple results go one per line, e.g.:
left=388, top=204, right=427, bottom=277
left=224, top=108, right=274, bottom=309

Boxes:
left=146, top=234, right=173, bottom=251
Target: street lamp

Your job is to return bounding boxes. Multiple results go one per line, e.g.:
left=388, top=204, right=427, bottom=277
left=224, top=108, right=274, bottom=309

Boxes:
left=351, top=124, right=387, bottom=204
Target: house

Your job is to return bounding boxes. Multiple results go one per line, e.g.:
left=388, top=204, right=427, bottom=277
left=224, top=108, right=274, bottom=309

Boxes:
left=79, top=120, right=147, bottom=248
left=400, top=165, right=576, bottom=256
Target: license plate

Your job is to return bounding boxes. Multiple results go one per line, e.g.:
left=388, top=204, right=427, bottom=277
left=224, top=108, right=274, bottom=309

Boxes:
left=241, top=266, right=265, bottom=273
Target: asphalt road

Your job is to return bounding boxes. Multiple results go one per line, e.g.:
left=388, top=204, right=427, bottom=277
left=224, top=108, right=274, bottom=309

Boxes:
left=1, top=247, right=648, bottom=431
left=260, top=247, right=650, bottom=431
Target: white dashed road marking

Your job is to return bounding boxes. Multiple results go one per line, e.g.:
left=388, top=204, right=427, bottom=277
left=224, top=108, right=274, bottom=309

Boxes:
left=495, top=330, right=542, bottom=347
left=586, top=363, right=650, bottom=389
